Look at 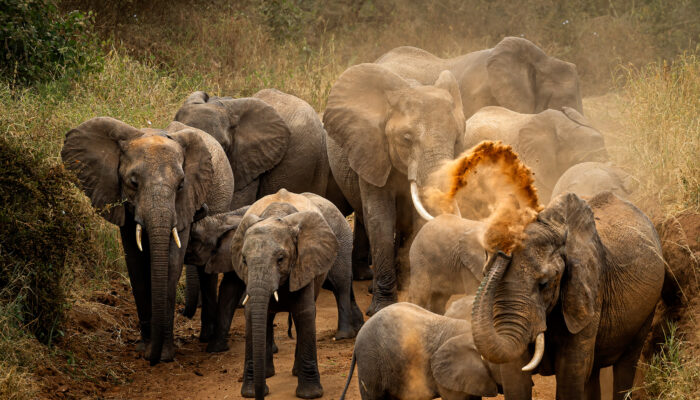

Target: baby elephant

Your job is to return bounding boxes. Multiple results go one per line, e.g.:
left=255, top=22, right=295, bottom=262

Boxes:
left=341, top=301, right=498, bottom=400
left=409, top=214, right=487, bottom=314
left=211, top=189, right=362, bottom=399
left=551, top=161, right=636, bottom=200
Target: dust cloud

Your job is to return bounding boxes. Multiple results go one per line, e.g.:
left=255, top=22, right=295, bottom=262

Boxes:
left=424, top=141, right=542, bottom=254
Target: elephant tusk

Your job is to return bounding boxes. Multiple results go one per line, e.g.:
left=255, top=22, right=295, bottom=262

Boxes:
left=522, top=332, right=545, bottom=372
left=273, top=291, right=279, bottom=302
left=410, top=181, right=434, bottom=221
left=172, top=227, right=181, bottom=249
left=452, top=199, right=462, bottom=218
left=242, top=294, right=249, bottom=306
left=136, top=224, right=143, bottom=252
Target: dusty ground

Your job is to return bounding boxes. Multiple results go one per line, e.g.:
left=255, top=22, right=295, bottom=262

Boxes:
left=60, top=280, right=554, bottom=400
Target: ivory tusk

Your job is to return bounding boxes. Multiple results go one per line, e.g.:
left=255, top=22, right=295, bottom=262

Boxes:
left=242, top=294, right=249, bottom=306
left=452, top=199, right=462, bottom=218
left=410, top=181, right=434, bottom=221
left=172, top=227, right=181, bottom=249
left=273, top=291, right=279, bottom=302
left=136, top=224, right=143, bottom=252
left=522, top=332, right=545, bottom=372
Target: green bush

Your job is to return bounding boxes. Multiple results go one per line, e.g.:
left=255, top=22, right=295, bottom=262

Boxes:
left=0, top=0, right=101, bottom=86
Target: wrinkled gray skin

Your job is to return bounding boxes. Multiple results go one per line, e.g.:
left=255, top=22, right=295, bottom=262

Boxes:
left=409, top=214, right=487, bottom=314
left=324, top=64, right=466, bottom=315
left=216, top=189, right=363, bottom=400
left=461, top=106, right=608, bottom=205
left=61, top=118, right=233, bottom=365
left=185, top=199, right=363, bottom=355
left=340, top=302, right=499, bottom=400
left=175, top=89, right=371, bottom=322
left=552, top=162, right=636, bottom=200
left=375, top=37, right=583, bottom=118
left=472, top=192, right=664, bottom=399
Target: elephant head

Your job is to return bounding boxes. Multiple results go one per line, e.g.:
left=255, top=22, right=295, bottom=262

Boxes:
left=185, top=208, right=247, bottom=270
left=230, top=203, right=338, bottom=399
left=323, top=63, right=465, bottom=220
left=61, top=117, right=214, bottom=365
left=472, top=193, right=604, bottom=371
left=174, top=91, right=290, bottom=192
left=517, top=107, right=607, bottom=201
left=487, top=37, right=583, bottom=114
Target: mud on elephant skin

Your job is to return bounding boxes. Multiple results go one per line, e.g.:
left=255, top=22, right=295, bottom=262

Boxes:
left=460, top=106, right=608, bottom=205
left=375, top=36, right=583, bottom=119
left=409, top=214, right=487, bottom=314
left=472, top=192, right=665, bottom=400
left=205, top=189, right=363, bottom=399
left=340, top=301, right=500, bottom=400
left=61, top=117, right=234, bottom=365
left=324, top=63, right=466, bottom=315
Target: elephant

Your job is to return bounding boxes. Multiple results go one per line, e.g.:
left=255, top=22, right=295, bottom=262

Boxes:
left=174, top=89, right=371, bottom=277
left=375, top=36, right=583, bottom=119
left=339, top=301, right=500, bottom=400
left=551, top=161, right=636, bottom=200
left=61, top=118, right=234, bottom=365
left=409, top=214, right=487, bottom=314
left=324, top=63, right=467, bottom=315
left=471, top=191, right=665, bottom=399
left=184, top=200, right=364, bottom=354
left=208, top=189, right=363, bottom=399
left=460, top=106, right=608, bottom=204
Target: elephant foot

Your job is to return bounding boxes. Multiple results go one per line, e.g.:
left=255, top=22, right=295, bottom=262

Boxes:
left=266, top=362, right=276, bottom=378
left=334, top=329, right=358, bottom=340
left=205, top=338, right=229, bottom=353
left=271, top=341, right=279, bottom=354
left=365, top=294, right=396, bottom=316
left=144, top=341, right=175, bottom=363
left=352, top=264, right=374, bottom=281
left=199, top=324, right=214, bottom=343
left=135, top=340, right=147, bottom=354
left=296, top=381, right=323, bottom=399
left=241, top=381, right=269, bottom=398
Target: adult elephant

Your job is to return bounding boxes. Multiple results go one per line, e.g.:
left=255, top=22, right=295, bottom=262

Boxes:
left=461, top=106, right=608, bottom=204
left=324, top=64, right=466, bottom=315
left=471, top=192, right=665, bottom=399
left=61, top=118, right=234, bottom=365
left=375, top=36, right=583, bottom=118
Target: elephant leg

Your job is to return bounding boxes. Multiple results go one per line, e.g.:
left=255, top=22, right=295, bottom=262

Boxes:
left=120, top=223, right=151, bottom=351
left=352, top=213, right=373, bottom=281
left=555, top=324, right=598, bottom=400
left=207, top=272, right=245, bottom=353
left=585, top=367, right=602, bottom=400
left=322, top=246, right=364, bottom=339
left=182, top=264, right=200, bottom=318
left=197, top=266, right=218, bottom=342
left=291, top=288, right=323, bottom=399
left=360, top=180, right=398, bottom=316
left=612, top=313, right=654, bottom=400
left=428, top=292, right=450, bottom=315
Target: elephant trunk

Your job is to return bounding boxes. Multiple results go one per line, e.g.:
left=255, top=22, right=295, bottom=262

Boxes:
left=248, top=287, right=271, bottom=400
left=146, top=214, right=172, bottom=366
left=183, top=265, right=200, bottom=319
left=472, top=252, right=530, bottom=364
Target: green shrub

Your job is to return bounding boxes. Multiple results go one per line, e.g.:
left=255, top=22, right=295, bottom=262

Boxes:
left=0, top=0, right=102, bottom=87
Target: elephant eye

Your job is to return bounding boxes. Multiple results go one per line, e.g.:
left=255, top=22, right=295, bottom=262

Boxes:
left=402, top=133, right=412, bottom=143
left=538, top=280, right=548, bottom=291
left=129, top=176, right=138, bottom=189
left=277, top=255, right=284, bottom=265
left=242, top=256, right=247, bottom=266
left=177, top=179, right=185, bottom=192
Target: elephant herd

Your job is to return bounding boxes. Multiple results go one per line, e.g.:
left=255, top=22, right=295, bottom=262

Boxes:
left=61, top=37, right=664, bottom=400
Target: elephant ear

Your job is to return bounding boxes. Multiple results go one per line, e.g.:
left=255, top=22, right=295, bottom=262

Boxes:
left=283, top=211, right=339, bottom=292
left=219, top=98, right=291, bottom=189
left=167, top=127, right=214, bottom=231
left=541, top=193, right=603, bottom=334
left=459, top=227, right=488, bottom=281
left=226, top=212, right=263, bottom=279
left=203, top=213, right=245, bottom=274
left=431, top=333, right=499, bottom=397
left=324, top=63, right=409, bottom=187
left=555, top=108, right=608, bottom=164
left=61, top=117, right=143, bottom=226
left=434, top=70, right=466, bottom=131
left=518, top=113, right=559, bottom=191
left=487, top=37, right=545, bottom=113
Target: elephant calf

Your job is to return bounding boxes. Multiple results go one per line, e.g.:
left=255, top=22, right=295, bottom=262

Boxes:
left=208, top=189, right=363, bottom=399
left=409, top=214, right=487, bottom=314
left=340, top=301, right=499, bottom=400
left=551, top=161, right=636, bottom=200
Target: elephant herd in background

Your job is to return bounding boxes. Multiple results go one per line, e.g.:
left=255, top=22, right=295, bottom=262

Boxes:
left=61, top=37, right=663, bottom=400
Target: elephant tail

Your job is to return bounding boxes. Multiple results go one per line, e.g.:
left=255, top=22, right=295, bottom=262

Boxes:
left=287, top=313, right=294, bottom=339
left=339, top=351, right=356, bottom=400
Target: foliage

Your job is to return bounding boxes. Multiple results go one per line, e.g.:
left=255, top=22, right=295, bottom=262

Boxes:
left=0, top=0, right=102, bottom=87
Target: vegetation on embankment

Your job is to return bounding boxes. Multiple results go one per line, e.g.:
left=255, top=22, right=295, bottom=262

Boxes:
left=0, top=1, right=698, bottom=398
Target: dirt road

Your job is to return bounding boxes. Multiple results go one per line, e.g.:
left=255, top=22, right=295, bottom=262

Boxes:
left=100, top=281, right=556, bottom=399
